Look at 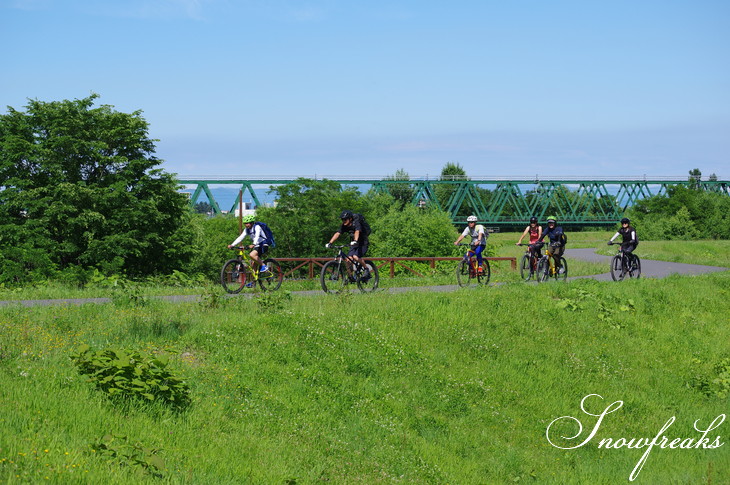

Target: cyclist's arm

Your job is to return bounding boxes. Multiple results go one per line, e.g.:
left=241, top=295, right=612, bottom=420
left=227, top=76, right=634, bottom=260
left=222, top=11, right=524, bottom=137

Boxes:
left=230, top=229, right=249, bottom=247
left=454, top=227, right=469, bottom=245
left=353, top=229, right=361, bottom=244
left=328, top=231, right=342, bottom=245
left=629, top=230, right=637, bottom=244
left=609, top=231, right=620, bottom=242
left=516, top=226, right=529, bottom=244
left=561, top=232, right=567, bottom=246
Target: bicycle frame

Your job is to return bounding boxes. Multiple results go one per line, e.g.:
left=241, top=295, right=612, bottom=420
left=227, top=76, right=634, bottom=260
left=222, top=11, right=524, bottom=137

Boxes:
left=610, top=245, right=640, bottom=281
left=536, top=244, right=567, bottom=282
left=331, top=247, right=359, bottom=276
left=221, top=246, right=283, bottom=293
left=236, top=248, right=262, bottom=279
left=321, top=245, right=379, bottom=293
left=456, top=244, right=490, bottom=287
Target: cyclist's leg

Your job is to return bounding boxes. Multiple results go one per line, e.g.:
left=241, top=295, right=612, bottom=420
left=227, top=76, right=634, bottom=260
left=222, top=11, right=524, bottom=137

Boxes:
left=474, top=244, right=484, bottom=268
left=249, top=247, right=262, bottom=270
left=257, top=245, right=270, bottom=271
left=358, top=243, right=371, bottom=277
left=347, top=245, right=361, bottom=265
left=547, top=245, right=556, bottom=272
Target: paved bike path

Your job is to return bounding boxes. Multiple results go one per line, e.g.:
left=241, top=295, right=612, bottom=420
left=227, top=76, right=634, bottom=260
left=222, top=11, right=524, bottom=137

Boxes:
left=565, top=248, right=728, bottom=282
left=1, top=250, right=726, bottom=307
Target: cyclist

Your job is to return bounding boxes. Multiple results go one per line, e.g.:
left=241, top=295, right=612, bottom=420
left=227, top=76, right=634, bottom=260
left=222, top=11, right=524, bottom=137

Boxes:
left=516, top=216, right=543, bottom=261
left=326, top=210, right=372, bottom=277
left=538, top=215, right=567, bottom=274
left=608, top=217, right=638, bottom=254
left=454, top=215, right=488, bottom=273
left=227, top=214, right=271, bottom=278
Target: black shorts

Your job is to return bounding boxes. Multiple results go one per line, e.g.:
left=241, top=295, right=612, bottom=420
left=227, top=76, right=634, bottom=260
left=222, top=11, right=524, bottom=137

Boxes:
left=621, top=243, right=636, bottom=254
left=253, top=244, right=269, bottom=256
left=348, top=242, right=368, bottom=258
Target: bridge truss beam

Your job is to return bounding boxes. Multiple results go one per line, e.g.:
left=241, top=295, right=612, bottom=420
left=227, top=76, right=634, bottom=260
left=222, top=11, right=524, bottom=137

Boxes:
left=178, top=178, right=729, bottom=226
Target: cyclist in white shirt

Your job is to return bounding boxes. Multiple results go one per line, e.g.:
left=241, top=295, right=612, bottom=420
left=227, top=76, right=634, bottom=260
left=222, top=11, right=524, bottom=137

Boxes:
left=454, top=215, right=488, bottom=273
left=227, top=214, right=269, bottom=273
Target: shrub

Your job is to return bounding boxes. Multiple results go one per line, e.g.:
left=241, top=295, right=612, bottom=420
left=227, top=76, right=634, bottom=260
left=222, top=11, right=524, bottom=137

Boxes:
left=70, top=345, right=190, bottom=409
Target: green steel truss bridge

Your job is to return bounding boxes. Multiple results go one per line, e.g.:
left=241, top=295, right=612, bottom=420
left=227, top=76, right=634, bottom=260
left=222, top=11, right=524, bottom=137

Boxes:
left=178, top=176, right=729, bottom=226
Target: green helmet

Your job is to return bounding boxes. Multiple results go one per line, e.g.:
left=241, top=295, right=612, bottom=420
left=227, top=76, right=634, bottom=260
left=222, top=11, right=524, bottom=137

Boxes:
left=242, top=214, right=255, bottom=223
left=546, top=215, right=557, bottom=223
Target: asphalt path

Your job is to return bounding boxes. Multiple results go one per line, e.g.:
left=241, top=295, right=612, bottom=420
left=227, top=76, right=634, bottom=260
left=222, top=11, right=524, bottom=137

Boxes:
left=1, top=249, right=726, bottom=307
left=565, top=248, right=727, bottom=282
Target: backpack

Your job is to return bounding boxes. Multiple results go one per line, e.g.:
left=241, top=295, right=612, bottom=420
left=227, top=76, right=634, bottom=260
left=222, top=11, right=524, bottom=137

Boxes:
left=254, top=221, right=276, bottom=248
left=354, top=213, right=371, bottom=238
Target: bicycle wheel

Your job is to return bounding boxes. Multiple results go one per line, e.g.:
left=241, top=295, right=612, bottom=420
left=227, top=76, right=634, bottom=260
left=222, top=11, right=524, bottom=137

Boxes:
left=557, top=257, right=568, bottom=281
left=258, top=258, right=283, bottom=291
left=477, top=260, right=491, bottom=285
left=536, top=258, right=549, bottom=283
left=520, top=254, right=533, bottom=281
left=456, top=260, right=472, bottom=287
left=221, top=259, right=249, bottom=294
left=356, top=260, right=379, bottom=292
left=610, top=255, right=625, bottom=281
left=320, top=260, right=348, bottom=294
left=629, top=255, right=641, bottom=279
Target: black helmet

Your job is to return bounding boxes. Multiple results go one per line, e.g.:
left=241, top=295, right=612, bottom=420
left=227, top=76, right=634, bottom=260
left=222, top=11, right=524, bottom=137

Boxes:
left=621, top=217, right=630, bottom=224
left=340, top=210, right=354, bottom=220
left=529, top=216, right=538, bottom=224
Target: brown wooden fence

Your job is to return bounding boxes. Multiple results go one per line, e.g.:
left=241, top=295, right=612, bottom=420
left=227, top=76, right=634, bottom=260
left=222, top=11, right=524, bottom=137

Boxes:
left=275, top=257, right=516, bottom=279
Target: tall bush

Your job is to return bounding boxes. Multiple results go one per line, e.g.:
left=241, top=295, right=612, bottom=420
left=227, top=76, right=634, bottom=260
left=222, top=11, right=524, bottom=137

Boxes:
left=0, top=95, right=193, bottom=283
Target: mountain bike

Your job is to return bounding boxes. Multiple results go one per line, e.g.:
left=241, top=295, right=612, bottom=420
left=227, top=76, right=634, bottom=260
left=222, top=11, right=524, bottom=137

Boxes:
left=456, top=244, right=491, bottom=287
left=320, top=245, right=379, bottom=294
left=220, top=247, right=283, bottom=294
left=536, top=244, right=567, bottom=282
left=517, top=242, right=543, bottom=282
left=608, top=242, right=641, bottom=281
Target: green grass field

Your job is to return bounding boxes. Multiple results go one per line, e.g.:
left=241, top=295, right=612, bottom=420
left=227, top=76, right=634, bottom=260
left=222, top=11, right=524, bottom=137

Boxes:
left=1, top=257, right=728, bottom=483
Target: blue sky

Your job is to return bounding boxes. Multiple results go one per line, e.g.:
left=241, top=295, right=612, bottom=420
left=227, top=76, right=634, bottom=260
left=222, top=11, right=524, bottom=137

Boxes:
left=2, top=0, right=728, bottom=179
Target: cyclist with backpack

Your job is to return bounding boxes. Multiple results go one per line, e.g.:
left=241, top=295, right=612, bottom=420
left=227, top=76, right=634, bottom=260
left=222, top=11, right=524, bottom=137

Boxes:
left=608, top=217, right=638, bottom=253
left=228, top=214, right=275, bottom=274
left=454, top=215, right=488, bottom=273
left=326, top=210, right=372, bottom=276
left=538, top=215, right=567, bottom=274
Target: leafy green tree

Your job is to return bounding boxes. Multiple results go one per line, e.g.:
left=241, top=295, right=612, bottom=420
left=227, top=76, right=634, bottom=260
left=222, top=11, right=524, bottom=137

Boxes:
left=688, top=168, right=702, bottom=189
left=435, top=162, right=466, bottom=208
left=186, top=214, right=239, bottom=280
left=194, top=201, right=213, bottom=214
left=381, top=168, right=414, bottom=208
left=0, top=95, right=192, bottom=283
left=627, top=185, right=730, bottom=239
left=255, top=178, right=386, bottom=258
left=370, top=205, right=460, bottom=258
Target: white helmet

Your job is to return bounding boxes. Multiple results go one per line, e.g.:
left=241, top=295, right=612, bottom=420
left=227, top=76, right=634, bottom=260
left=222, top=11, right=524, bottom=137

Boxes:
left=466, top=215, right=478, bottom=222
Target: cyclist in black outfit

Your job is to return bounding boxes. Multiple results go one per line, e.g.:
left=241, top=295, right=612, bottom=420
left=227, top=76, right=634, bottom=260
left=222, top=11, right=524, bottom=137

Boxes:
left=326, top=209, right=371, bottom=262
left=608, top=217, right=638, bottom=253
left=538, top=215, right=567, bottom=274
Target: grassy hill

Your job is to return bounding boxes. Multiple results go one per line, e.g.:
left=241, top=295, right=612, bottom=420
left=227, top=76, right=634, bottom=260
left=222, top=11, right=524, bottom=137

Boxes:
left=1, top=268, right=728, bottom=483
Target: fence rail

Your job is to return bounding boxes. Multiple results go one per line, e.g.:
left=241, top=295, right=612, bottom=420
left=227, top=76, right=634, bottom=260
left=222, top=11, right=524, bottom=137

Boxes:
left=275, top=256, right=517, bottom=279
